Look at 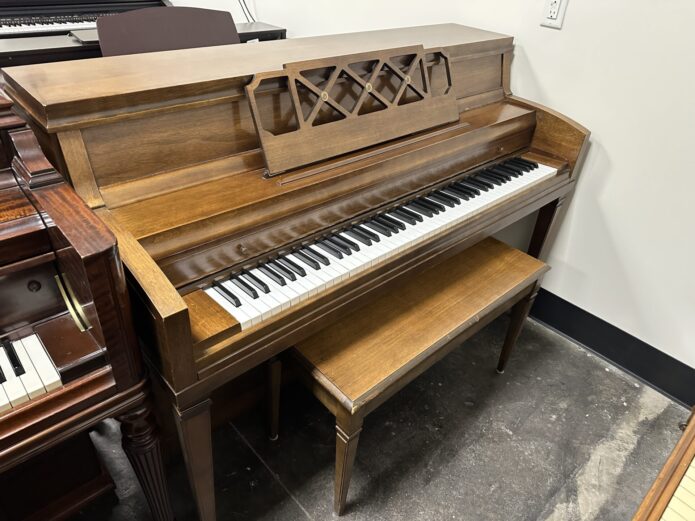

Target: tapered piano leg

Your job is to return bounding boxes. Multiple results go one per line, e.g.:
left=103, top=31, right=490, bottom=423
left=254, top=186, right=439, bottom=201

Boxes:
left=174, top=399, right=215, bottom=521
left=334, top=413, right=363, bottom=516
left=267, top=356, right=281, bottom=441
left=497, top=283, right=541, bottom=374
left=118, top=396, right=174, bottom=521
left=527, top=196, right=567, bottom=261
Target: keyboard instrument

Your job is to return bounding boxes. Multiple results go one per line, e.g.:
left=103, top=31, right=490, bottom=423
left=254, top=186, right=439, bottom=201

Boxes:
left=0, top=96, right=173, bottom=520
left=635, top=409, right=695, bottom=521
left=0, top=24, right=590, bottom=521
left=0, top=0, right=169, bottom=38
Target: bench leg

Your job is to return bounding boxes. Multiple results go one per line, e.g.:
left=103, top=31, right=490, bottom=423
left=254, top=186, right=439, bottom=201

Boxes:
left=335, top=413, right=363, bottom=516
left=497, top=283, right=540, bottom=374
left=174, top=400, right=216, bottom=521
left=267, top=356, right=281, bottom=441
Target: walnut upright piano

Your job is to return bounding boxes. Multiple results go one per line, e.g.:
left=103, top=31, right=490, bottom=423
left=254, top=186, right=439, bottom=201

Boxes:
left=0, top=24, right=589, bottom=520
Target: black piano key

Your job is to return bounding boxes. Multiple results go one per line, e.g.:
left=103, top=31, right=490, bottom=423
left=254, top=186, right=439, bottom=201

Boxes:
left=0, top=362, right=5, bottom=384
left=390, top=209, right=417, bottom=226
left=241, top=271, right=270, bottom=293
left=434, top=190, right=460, bottom=204
left=395, top=206, right=423, bottom=222
left=3, top=340, right=24, bottom=376
left=478, top=172, right=503, bottom=185
left=514, top=157, right=538, bottom=169
left=463, top=178, right=490, bottom=191
left=363, top=219, right=392, bottom=237
left=417, top=197, right=444, bottom=213
left=333, top=233, right=360, bottom=251
left=259, top=264, right=286, bottom=286
left=443, top=186, right=470, bottom=200
left=407, top=201, right=434, bottom=218
left=504, top=158, right=532, bottom=172
left=213, top=281, right=241, bottom=307
left=472, top=176, right=495, bottom=189
left=325, top=236, right=352, bottom=255
left=269, top=260, right=296, bottom=280
left=231, top=276, right=259, bottom=299
left=276, top=256, right=306, bottom=277
left=484, top=168, right=511, bottom=181
left=453, top=181, right=479, bottom=196
left=379, top=213, right=407, bottom=230
left=316, top=241, right=344, bottom=259
left=428, top=191, right=457, bottom=207
left=373, top=215, right=400, bottom=233
left=303, top=245, right=330, bottom=265
left=344, top=228, right=372, bottom=246
left=353, top=224, right=380, bottom=242
left=492, top=165, right=521, bottom=178
left=294, top=249, right=321, bottom=270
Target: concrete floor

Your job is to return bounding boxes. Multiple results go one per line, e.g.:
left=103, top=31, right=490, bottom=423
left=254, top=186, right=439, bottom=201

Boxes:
left=75, top=317, right=688, bottom=521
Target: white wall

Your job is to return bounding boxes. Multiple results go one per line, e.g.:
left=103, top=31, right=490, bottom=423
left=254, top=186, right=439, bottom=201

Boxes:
left=175, top=0, right=695, bottom=369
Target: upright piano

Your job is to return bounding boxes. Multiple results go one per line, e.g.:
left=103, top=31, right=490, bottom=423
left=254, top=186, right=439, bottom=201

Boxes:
left=1, top=24, right=590, bottom=520
left=0, top=96, right=172, bottom=520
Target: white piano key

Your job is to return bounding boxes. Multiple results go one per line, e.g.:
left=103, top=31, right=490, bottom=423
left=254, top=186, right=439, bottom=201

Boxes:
left=12, top=339, right=46, bottom=399
left=205, top=287, right=253, bottom=330
left=674, top=484, right=695, bottom=514
left=0, top=347, right=29, bottom=407
left=668, top=496, right=695, bottom=521
left=21, top=334, right=61, bottom=392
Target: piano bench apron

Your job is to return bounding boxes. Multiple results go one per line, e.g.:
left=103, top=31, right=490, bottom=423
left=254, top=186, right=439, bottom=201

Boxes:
left=278, top=237, right=549, bottom=515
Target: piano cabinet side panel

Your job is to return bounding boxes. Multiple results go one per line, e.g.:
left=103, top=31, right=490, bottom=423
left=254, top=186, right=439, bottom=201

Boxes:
left=95, top=208, right=197, bottom=392
left=508, top=95, right=590, bottom=175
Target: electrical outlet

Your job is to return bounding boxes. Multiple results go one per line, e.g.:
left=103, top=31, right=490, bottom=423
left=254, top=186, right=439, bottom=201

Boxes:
left=541, top=0, right=568, bottom=29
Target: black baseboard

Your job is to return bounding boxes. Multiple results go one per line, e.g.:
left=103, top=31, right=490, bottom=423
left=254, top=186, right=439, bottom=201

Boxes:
left=530, top=288, right=694, bottom=408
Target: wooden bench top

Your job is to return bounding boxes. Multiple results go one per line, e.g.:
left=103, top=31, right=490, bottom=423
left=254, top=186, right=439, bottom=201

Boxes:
left=293, top=238, right=548, bottom=410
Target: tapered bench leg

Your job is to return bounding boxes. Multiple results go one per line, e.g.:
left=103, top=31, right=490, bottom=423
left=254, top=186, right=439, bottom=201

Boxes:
left=335, top=413, right=363, bottom=516
left=174, top=400, right=215, bottom=521
left=497, top=282, right=541, bottom=374
left=267, top=356, right=281, bottom=441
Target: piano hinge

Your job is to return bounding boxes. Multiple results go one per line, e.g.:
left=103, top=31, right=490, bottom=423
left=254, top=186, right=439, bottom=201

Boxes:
left=55, top=274, right=90, bottom=332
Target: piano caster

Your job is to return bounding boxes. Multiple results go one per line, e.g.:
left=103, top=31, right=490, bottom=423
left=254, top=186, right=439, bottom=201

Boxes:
left=496, top=369, right=505, bottom=375
left=269, top=434, right=279, bottom=442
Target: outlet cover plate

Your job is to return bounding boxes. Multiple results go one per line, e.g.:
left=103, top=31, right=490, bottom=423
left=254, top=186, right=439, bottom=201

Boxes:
left=541, top=0, right=568, bottom=29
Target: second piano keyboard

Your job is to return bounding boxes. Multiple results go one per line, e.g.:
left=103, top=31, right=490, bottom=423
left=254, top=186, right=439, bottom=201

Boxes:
left=0, top=335, right=61, bottom=414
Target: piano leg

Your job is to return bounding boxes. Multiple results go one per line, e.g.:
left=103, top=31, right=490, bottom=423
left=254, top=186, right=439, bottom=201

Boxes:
left=118, top=394, right=174, bottom=521
left=174, top=399, right=215, bottom=521
left=496, top=282, right=541, bottom=374
left=527, top=196, right=567, bottom=261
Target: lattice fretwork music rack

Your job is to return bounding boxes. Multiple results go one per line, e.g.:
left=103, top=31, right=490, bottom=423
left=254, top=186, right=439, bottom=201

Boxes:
left=246, top=45, right=459, bottom=176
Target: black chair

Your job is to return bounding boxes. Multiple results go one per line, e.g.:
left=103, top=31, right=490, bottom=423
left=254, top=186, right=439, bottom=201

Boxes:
left=97, top=6, right=240, bottom=57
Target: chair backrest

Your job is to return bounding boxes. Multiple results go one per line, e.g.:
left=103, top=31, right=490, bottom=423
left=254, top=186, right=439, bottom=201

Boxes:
left=97, top=6, right=240, bottom=57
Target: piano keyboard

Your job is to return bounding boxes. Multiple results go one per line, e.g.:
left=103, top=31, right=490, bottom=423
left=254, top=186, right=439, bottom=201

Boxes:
left=204, top=158, right=558, bottom=330
left=0, top=334, right=62, bottom=414
left=661, top=459, right=695, bottom=521
left=0, top=13, right=107, bottom=37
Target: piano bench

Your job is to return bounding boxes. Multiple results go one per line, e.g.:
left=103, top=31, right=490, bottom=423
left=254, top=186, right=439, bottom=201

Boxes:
left=280, top=237, right=548, bottom=515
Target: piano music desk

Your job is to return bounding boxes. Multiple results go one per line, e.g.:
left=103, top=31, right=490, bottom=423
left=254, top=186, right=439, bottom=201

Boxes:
left=288, top=238, right=548, bottom=514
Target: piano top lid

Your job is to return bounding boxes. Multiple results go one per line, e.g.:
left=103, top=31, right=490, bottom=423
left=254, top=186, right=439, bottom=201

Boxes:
left=0, top=23, right=513, bottom=131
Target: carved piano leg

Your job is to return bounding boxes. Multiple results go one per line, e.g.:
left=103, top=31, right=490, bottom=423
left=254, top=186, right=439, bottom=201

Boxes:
left=174, top=399, right=215, bottom=521
left=497, top=282, right=541, bottom=374
left=267, top=356, right=281, bottom=441
left=527, top=196, right=567, bottom=261
left=118, top=396, right=174, bottom=521
left=335, top=413, right=363, bottom=516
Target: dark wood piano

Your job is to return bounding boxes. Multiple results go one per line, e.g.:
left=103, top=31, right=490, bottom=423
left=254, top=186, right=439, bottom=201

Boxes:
left=0, top=96, right=173, bottom=520
left=0, top=24, right=590, bottom=520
